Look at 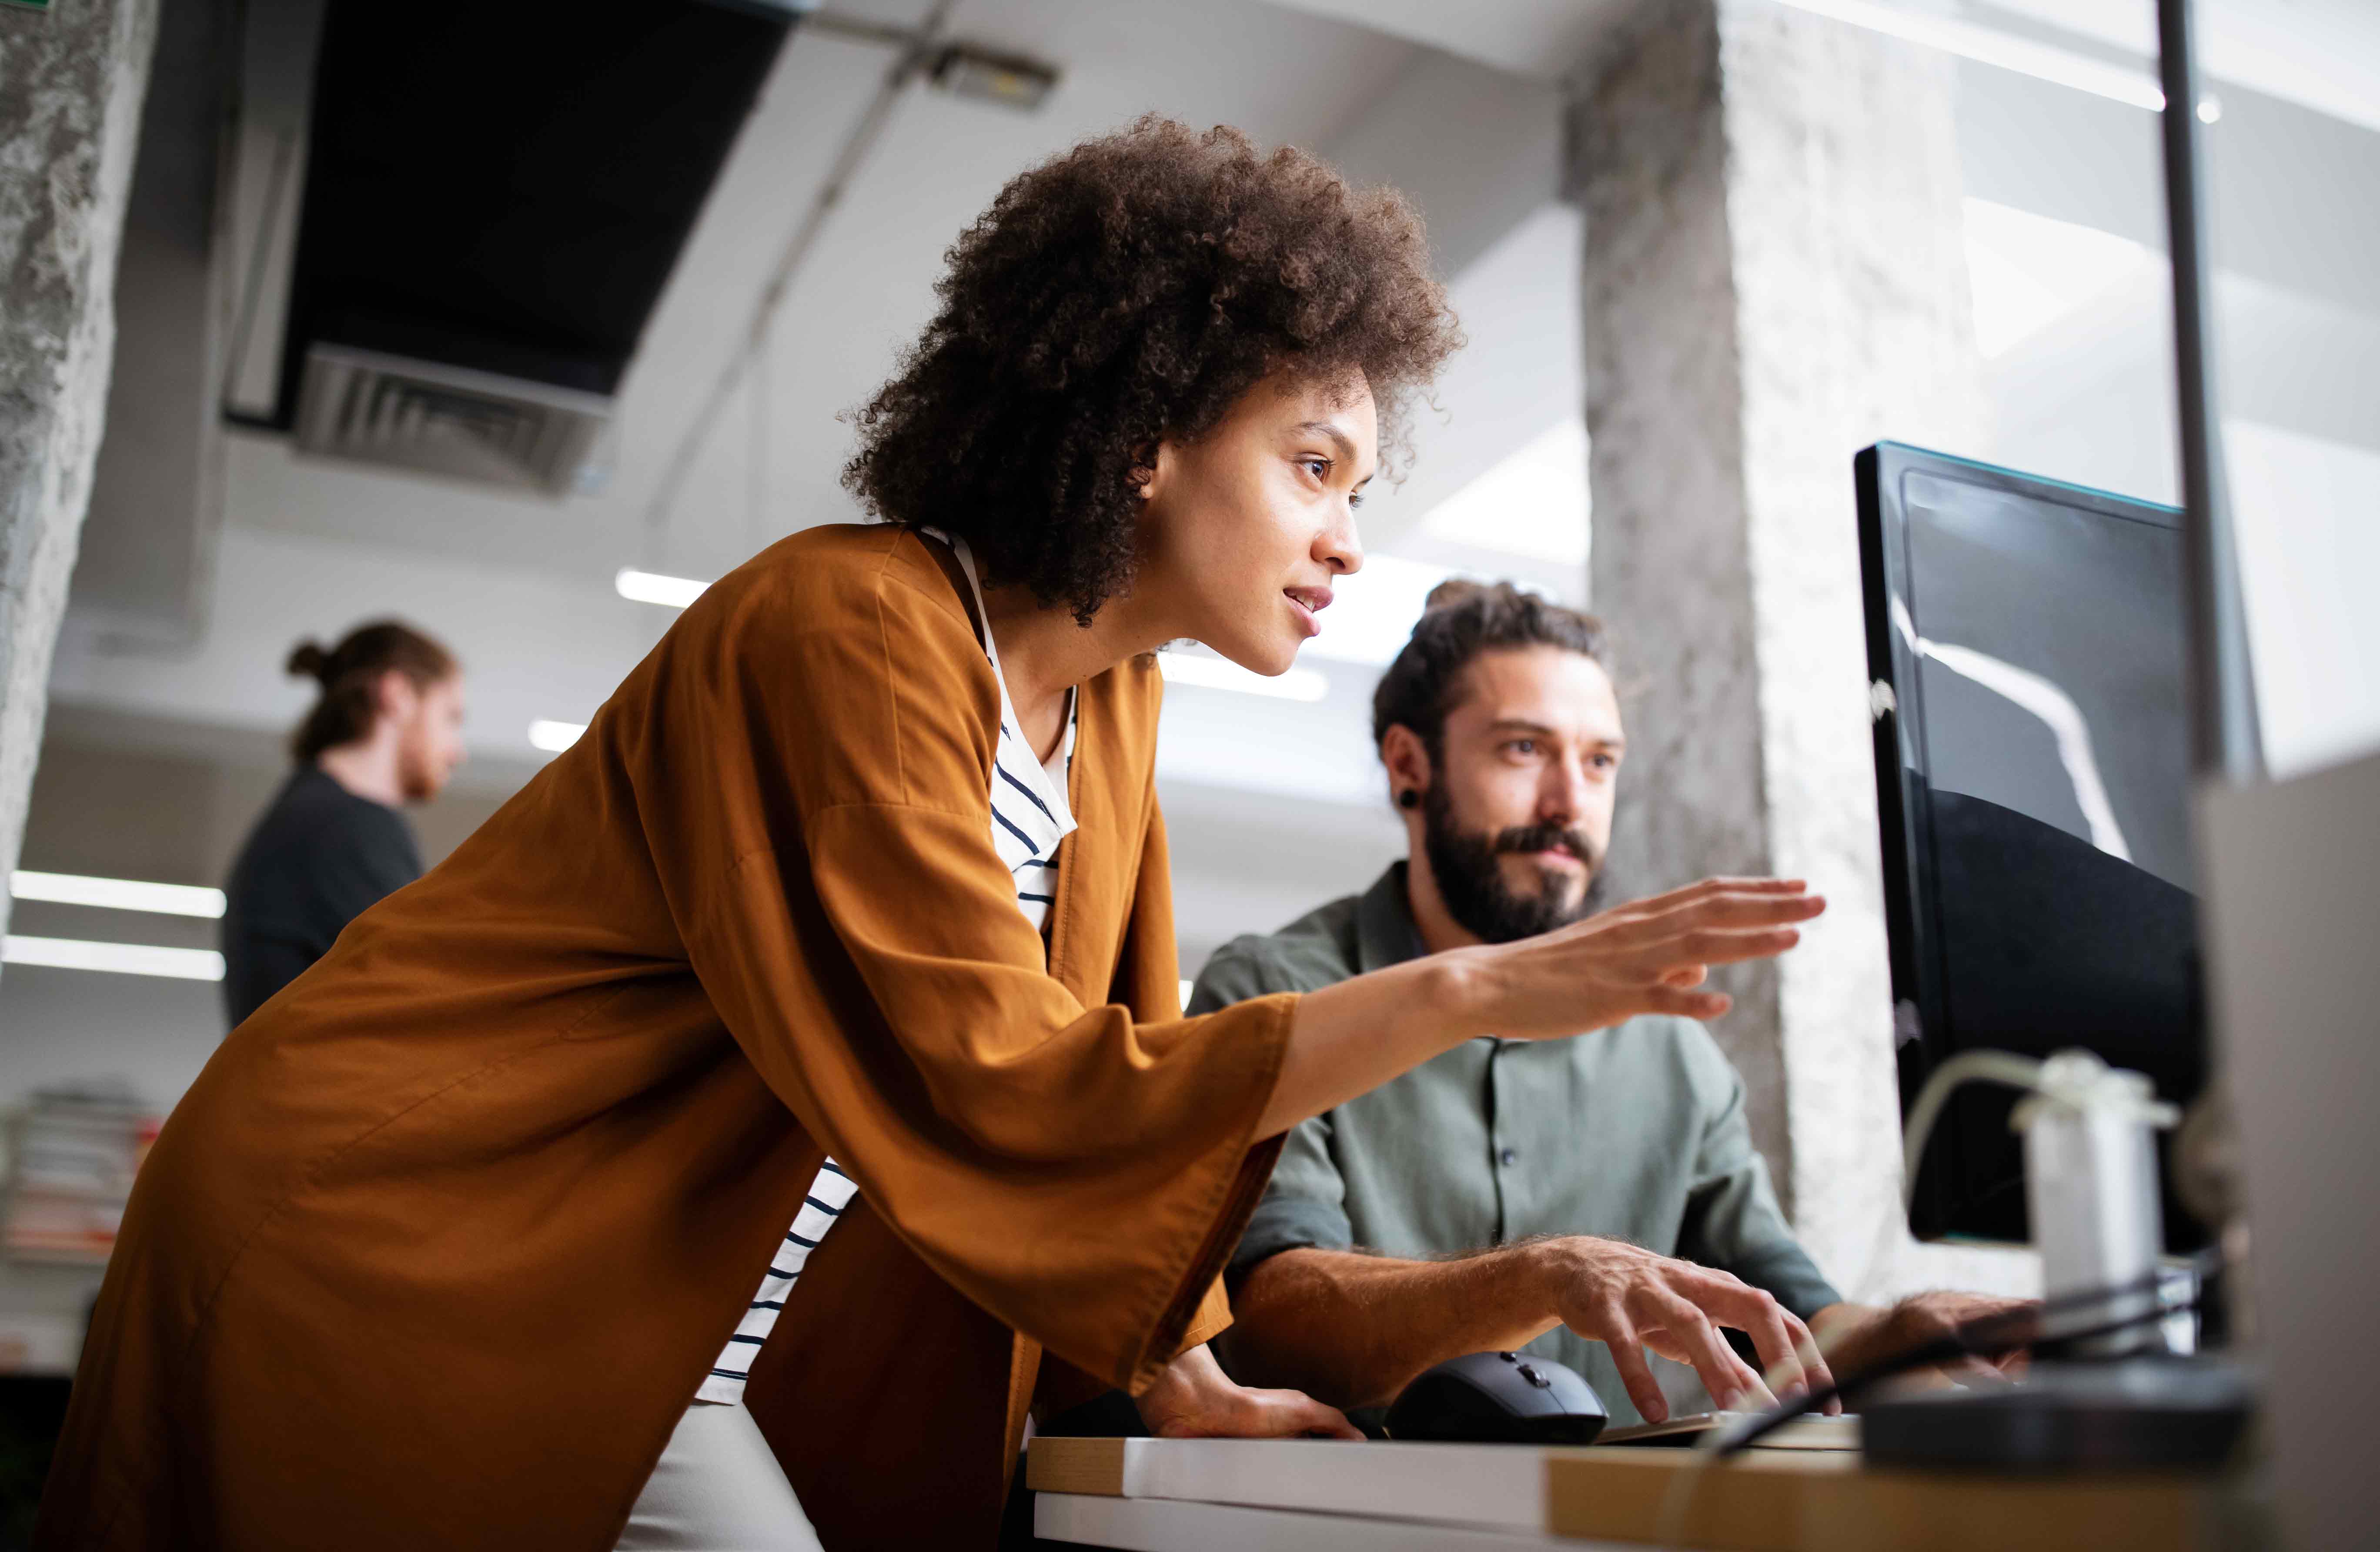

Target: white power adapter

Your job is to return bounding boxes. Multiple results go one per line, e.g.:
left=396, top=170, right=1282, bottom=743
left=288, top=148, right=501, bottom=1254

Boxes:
left=2013, top=1052, right=2182, bottom=1355
left=1903, top=1048, right=2182, bottom=1352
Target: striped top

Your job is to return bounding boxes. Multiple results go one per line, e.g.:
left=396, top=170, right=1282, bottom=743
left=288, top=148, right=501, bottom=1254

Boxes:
left=697, top=529, right=1076, bottom=1405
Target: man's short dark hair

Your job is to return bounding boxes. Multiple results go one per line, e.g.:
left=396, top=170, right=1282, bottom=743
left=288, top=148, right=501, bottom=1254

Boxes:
left=1371, top=580, right=1607, bottom=766
left=842, top=115, right=1461, bottom=625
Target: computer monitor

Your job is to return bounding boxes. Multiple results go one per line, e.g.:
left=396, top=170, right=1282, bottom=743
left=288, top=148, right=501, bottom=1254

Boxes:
left=1855, top=443, right=2208, bottom=1254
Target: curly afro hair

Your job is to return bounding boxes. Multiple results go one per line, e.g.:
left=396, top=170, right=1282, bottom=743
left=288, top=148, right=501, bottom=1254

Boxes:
left=842, top=115, right=1463, bottom=625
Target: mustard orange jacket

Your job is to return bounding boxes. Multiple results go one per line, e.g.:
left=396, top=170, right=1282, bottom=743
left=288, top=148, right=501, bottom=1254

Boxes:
left=37, top=525, right=1295, bottom=1551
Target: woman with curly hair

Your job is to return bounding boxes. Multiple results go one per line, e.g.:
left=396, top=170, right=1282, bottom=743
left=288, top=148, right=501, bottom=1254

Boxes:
left=39, top=119, right=1824, bottom=1552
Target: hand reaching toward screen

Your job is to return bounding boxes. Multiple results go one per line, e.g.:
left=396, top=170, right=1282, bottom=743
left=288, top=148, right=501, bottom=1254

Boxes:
left=1467, top=877, right=1828, bottom=1039
left=1260, top=879, right=1828, bottom=1147
left=1134, top=1343, right=1364, bottom=1440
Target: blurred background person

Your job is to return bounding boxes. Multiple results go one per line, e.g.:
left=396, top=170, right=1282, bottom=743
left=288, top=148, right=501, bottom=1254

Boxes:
left=219, top=621, right=464, bottom=1027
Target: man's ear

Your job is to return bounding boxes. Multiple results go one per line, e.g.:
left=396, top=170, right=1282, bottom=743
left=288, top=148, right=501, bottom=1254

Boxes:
left=373, top=668, right=417, bottom=723
left=1380, top=724, right=1433, bottom=809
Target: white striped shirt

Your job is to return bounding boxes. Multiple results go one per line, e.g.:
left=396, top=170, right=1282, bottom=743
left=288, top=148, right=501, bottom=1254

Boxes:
left=698, top=529, right=1075, bottom=1405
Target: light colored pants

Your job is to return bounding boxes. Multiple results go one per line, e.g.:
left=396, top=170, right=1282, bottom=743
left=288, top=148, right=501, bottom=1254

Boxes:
left=616, top=1401, right=822, bottom=1552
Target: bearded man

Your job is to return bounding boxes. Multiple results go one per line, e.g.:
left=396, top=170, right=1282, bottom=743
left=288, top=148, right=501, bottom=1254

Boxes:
left=1194, top=581, right=2021, bottom=1430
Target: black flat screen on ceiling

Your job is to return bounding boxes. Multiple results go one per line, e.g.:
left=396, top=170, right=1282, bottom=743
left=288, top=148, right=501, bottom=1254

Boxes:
left=274, top=0, right=796, bottom=417
left=1855, top=442, right=2208, bottom=1254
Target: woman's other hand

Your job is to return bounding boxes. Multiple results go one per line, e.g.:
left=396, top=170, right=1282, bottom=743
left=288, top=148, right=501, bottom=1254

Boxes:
left=1134, top=1344, right=1363, bottom=1439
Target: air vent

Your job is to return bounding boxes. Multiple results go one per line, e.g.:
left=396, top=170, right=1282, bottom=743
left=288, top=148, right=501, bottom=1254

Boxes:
left=292, top=345, right=610, bottom=497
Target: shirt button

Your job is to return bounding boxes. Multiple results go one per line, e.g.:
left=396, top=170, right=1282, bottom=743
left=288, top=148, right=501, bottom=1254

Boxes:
left=1498, top=1148, right=1519, bottom=1167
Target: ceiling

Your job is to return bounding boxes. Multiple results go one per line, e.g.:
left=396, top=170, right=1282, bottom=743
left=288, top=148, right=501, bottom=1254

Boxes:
left=215, top=0, right=1428, bottom=585
left=58, top=0, right=1587, bottom=748
left=46, top=0, right=2380, bottom=825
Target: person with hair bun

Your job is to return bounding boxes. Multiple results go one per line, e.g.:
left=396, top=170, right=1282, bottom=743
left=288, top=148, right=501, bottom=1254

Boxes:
left=219, top=620, right=464, bottom=1025
left=42, top=119, right=1822, bottom=1552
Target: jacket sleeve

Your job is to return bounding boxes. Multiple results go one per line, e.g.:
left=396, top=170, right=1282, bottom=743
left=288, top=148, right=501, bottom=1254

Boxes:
left=1192, top=944, right=1352, bottom=1275
left=630, top=539, right=1296, bottom=1392
left=1108, top=795, right=1261, bottom=1355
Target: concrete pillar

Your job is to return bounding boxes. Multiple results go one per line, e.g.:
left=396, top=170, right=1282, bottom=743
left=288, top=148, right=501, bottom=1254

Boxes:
left=1571, top=1, right=2029, bottom=1298
left=0, top=0, right=160, bottom=957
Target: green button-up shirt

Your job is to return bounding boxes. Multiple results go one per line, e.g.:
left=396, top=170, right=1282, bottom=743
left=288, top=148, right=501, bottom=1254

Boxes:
left=1191, top=863, right=1839, bottom=1426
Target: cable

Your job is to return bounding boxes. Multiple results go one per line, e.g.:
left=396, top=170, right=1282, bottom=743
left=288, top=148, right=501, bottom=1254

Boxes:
left=1899, top=1050, right=2047, bottom=1211
left=749, top=308, right=772, bottom=556
left=220, top=127, right=300, bottom=421
left=1651, top=1286, right=2208, bottom=1552
left=638, top=0, right=958, bottom=570
left=1716, top=1246, right=2222, bottom=1458
left=1901, top=1048, right=2178, bottom=1224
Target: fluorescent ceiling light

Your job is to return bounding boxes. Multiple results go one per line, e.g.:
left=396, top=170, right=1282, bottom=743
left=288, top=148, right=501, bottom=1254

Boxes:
left=1418, top=419, right=1591, bottom=570
left=1770, top=0, right=2166, bottom=110
left=10, top=870, right=225, bottom=919
left=1963, top=197, right=2152, bottom=358
left=1156, top=652, right=1328, bottom=702
left=616, top=568, right=709, bottom=609
left=3, top=935, right=225, bottom=981
left=529, top=719, right=588, bottom=753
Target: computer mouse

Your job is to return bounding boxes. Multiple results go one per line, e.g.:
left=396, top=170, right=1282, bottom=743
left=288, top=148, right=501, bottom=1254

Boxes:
left=1385, top=1350, right=1608, bottom=1445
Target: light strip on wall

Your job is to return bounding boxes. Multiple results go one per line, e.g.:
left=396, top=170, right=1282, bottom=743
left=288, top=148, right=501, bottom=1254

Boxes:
left=528, top=719, right=588, bottom=753
left=616, top=568, right=710, bottom=609
left=1770, top=0, right=2170, bottom=111
left=1155, top=652, right=1329, bottom=703
left=9, top=870, right=226, bottom=918
left=3, top=935, right=226, bottom=981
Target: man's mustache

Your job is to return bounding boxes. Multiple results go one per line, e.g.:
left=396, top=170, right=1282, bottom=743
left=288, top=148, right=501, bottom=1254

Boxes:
left=1492, top=821, right=1601, bottom=871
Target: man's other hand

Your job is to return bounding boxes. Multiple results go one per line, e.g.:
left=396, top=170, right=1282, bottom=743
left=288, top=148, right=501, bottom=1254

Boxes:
left=1528, top=1237, right=1835, bottom=1424
left=1812, top=1291, right=2036, bottom=1391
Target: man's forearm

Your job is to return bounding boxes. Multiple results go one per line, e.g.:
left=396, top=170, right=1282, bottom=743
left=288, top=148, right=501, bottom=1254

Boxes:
left=1223, top=1245, right=1561, bottom=1410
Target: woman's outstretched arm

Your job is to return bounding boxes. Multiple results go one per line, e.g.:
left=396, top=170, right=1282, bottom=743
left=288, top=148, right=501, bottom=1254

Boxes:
left=1257, top=877, right=1825, bottom=1137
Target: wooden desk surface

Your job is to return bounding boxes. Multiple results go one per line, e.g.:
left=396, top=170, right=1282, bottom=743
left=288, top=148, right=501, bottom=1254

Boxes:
left=1026, top=1435, right=2220, bottom=1550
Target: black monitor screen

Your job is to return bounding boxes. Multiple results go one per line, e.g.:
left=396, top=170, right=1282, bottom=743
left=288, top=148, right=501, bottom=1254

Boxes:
left=1856, top=443, right=2206, bottom=1251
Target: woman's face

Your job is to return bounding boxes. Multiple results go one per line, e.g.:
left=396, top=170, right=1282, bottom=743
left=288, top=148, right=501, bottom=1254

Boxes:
left=1135, top=372, right=1375, bottom=676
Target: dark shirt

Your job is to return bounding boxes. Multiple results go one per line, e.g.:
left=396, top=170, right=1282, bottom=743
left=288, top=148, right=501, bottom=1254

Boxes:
left=220, top=767, right=422, bottom=1027
left=1192, top=863, right=1841, bottom=1427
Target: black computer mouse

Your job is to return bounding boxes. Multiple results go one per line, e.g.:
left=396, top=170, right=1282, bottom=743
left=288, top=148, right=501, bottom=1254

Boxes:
left=1385, top=1350, right=1608, bottom=1445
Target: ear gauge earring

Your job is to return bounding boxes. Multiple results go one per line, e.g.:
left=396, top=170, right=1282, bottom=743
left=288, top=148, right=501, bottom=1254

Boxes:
left=1397, top=789, right=1421, bottom=810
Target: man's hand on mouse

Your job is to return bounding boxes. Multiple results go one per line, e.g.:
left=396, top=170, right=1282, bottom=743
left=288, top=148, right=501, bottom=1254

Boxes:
left=1133, top=1342, right=1366, bottom=1440
left=1527, top=1237, right=1835, bottom=1424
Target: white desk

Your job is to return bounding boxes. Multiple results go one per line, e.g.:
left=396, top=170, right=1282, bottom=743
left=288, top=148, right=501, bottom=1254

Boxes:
left=1025, top=1435, right=2221, bottom=1550
left=1037, top=1491, right=1602, bottom=1549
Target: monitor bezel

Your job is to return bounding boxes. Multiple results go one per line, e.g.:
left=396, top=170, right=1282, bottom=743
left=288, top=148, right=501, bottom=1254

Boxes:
left=1855, top=441, right=2188, bottom=1247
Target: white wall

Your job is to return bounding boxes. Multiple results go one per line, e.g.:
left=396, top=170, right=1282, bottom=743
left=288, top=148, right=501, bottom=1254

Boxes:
left=1959, top=70, right=2380, bottom=777
left=52, top=500, right=672, bottom=761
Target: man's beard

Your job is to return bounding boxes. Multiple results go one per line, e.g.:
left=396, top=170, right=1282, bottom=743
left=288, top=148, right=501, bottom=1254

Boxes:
left=1421, top=785, right=1606, bottom=944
